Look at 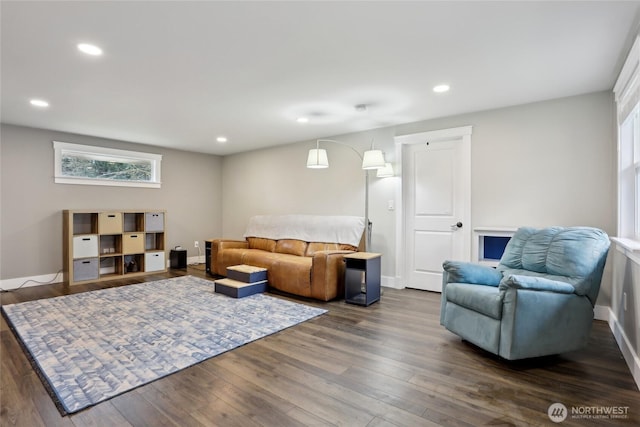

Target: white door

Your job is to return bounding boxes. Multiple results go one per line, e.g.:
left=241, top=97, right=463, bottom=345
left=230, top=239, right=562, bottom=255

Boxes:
left=399, top=127, right=471, bottom=292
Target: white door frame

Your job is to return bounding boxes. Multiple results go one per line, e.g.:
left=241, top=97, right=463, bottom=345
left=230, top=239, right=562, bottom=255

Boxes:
left=393, top=126, right=472, bottom=289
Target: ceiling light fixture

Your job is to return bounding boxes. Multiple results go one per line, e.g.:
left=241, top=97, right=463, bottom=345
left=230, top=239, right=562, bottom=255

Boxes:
left=77, top=43, right=103, bottom=56
left=30, top=99, right=49, bottom=108
left=433, top=84, right=450, bottom=93
left=296, top=117, right=309, bottom=123
left=216, top=136, right=228, bottom=143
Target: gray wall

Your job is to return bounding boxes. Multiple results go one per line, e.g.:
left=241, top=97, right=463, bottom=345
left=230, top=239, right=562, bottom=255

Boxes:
left=401, top=92, right=616, bottom=230
left=0, top=124, right=223, bottom=282
left=222, top=91, right=616, bottom=304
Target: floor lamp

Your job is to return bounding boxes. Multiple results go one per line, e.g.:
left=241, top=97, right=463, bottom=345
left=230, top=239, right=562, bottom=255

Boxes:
left=306, top=139, right=389, bottom=251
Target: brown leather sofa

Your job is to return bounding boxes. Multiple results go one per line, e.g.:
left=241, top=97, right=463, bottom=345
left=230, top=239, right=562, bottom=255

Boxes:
left=211, top=235, right=363, bottom=301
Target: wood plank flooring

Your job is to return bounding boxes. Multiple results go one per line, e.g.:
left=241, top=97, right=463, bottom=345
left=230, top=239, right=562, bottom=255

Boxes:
left=1, top=267, right=638, bottom=426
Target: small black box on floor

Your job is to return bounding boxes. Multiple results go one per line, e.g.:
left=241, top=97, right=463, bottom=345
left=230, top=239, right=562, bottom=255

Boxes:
left=226, top=264, right=267, bottom=283
left=169, top=249, right=187, bottom=269
left=214, top=278, right=268, bottom=298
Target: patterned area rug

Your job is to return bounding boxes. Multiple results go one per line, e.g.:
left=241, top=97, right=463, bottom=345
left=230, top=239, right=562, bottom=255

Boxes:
left=1, top=275, right=327, bottom=415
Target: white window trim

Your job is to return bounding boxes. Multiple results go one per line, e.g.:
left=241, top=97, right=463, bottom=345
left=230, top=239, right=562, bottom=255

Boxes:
left=53, top=141, right=162, bottom=188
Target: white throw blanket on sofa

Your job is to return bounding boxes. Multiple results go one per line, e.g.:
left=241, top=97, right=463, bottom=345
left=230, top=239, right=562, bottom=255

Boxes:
left=244, top=215, right=365, bottom=247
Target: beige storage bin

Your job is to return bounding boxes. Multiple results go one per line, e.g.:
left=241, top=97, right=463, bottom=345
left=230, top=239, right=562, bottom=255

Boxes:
left=98, top=212, right=123, bottom=234
left=123, top=233, right=145, bottom=254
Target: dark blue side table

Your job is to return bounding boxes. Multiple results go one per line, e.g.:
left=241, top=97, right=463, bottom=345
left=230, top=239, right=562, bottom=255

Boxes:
left=344, top=252, right=381, bottom=306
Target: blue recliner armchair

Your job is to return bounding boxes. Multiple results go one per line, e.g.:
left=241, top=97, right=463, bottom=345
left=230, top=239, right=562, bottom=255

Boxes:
left=440, top=226, right=610, bottom=360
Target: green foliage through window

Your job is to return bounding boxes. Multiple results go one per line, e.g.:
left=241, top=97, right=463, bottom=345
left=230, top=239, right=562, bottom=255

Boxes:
left=61, top=155, right=152, bottom=181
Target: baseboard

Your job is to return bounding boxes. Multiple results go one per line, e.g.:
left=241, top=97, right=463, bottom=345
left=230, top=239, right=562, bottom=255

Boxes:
left=164, top=256, right=205, bottom=269
left=188, top=255, right=205, bottom=265
left=0, top=272, right=64, bottom=291
left=594, top=304, right=609, bottom=321
left=607, top=307, right=640, bottom=390
left=2, top=258, right=208, bottom=291
left=381, top=275, right=403, bottom=289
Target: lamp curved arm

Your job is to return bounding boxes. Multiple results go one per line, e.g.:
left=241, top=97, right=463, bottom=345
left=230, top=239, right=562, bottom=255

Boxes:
left=310, top=139, right=374, bottom=251
left=307, top=139, right=384, bottom=251
left=316, top=139, right=364, bottom=160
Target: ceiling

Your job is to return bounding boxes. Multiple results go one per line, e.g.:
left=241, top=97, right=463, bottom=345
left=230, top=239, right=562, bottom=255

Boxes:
left=2, top=1, right=639, bottom=156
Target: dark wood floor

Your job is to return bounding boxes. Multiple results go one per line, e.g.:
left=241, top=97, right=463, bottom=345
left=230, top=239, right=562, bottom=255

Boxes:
left=1, top=267, right=638, bottom=427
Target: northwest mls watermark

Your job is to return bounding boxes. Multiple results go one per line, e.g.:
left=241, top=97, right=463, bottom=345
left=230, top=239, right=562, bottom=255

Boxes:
left=548, top=402, right=630, bottom=423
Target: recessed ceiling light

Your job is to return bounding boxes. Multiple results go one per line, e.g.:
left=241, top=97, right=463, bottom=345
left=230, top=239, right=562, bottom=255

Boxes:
left=433, top=84, right=450, bottom=93
left=296, top=117, right=309, bottom=123
left=77, top=43, right=103, bottom=56
left=30, top=99, right=49, bottom=108
left=216, top=136, right=228, bottom=143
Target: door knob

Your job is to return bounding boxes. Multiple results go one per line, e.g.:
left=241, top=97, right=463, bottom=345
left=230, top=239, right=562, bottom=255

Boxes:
left=451, top=222, right=463, bottom=229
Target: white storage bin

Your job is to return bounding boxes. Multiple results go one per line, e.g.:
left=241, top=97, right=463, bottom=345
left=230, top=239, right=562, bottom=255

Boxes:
left=73, top=235, right=99, bottom=258
left=145, top=212, right=164, bottom=232
left=145, top=251, right=165, bottom=272
left=73, top=258, right=99, bottom=281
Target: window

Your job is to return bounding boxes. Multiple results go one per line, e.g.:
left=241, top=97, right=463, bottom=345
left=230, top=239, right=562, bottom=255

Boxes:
left=615, top=36, right=640, bottom=243
left=618, top=108, right=640, bottom=239
left=53, top=141, right=162, bottom=188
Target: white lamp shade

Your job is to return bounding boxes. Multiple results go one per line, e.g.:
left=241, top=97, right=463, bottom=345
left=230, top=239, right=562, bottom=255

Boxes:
left=307, top=148, right=329, bottom=168
left=361, top=149, right=386, bottom=169
left=376, top=162, right=394, bottom=178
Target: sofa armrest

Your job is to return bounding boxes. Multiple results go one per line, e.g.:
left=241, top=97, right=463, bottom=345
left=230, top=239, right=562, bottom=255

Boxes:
left=310, top=250, right=355, bottom=301
left=499, top=277, right=591, bottom=359
left=211, top=239, right=248, bottom=275
left=442, top=260, right=503, bottom=286
left=499, top=275, right=576, bottom=294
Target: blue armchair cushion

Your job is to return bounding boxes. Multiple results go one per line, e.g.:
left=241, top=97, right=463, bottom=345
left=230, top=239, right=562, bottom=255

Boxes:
left=442, top=260, right=503, bottom=286
left=498, top=227, right=609, bottom=304
left=500, top=227, right=609, bottom=277
left=445, top=283, right=504, bottom=319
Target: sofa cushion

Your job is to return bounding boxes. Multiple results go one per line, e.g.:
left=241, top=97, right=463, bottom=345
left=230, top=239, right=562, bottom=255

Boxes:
left=269, top=254, right=313, bottom=297
left=247, top=237, right=276, bottom=252
left=275, top=239, right=308, bottom=257
left=445, top=283, right=504, bottom=320
left=241, top=250, right=283, bottom=270
left=306, top=242, right=357, bottom=256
